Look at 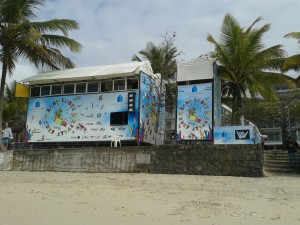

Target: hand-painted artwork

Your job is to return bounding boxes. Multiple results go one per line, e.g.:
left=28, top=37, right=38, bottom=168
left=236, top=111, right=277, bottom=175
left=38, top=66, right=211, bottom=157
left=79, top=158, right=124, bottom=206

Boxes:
left=25, top=91, right=139, bottom=142
left=139, top=72, right=162, bottom=144
left=213, top=63, right=222, bottom=126
left=176, top=83, right=213, bottom=140
left=214, top=125, right=254, bottom=144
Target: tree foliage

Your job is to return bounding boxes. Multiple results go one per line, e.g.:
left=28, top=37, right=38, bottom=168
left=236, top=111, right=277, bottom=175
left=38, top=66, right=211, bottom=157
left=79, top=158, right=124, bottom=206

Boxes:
left=282, top=32, right=300, bottom=72
left=207, top=13, right=296, bottom=125
left=0, top=0, right=82, bottom=148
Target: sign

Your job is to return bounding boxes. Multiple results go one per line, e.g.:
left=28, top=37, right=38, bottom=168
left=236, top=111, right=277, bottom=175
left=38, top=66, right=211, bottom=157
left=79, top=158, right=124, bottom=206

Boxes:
left=214, top=125, right=255, bottom=144
left=176, top=82, right=213, bottom=140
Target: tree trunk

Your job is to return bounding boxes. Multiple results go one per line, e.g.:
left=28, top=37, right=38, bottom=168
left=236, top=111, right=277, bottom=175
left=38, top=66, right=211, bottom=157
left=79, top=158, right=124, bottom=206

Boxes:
left=0, top=56, right=8, bottom=150
left=231, top=87, right=243, bottom=125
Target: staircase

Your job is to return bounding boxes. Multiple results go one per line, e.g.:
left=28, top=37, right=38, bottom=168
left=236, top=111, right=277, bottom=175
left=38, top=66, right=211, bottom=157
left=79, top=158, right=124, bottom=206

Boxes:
left=264, top=150, right=300, bottom=173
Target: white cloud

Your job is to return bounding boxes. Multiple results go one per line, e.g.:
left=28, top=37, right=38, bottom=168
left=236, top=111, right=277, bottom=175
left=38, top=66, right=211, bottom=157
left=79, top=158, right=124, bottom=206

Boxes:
left=11, top=0, right=300, bottom=81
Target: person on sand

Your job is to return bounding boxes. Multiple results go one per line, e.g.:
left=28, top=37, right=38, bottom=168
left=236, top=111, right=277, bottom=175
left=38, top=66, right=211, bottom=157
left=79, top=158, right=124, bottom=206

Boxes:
left=286, top=136, right=299, bottom=167
left=2, top=123, right=13, bottom=151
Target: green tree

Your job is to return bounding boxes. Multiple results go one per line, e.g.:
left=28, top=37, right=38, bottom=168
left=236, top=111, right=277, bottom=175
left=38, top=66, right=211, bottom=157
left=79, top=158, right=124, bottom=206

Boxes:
left=3, top=80, right=28, bottom=141
left=243, top=92, right=300, bottom=149
left=282, top=32, right=300, bottom=73
left=207, top=13, right=295, bottom=125
left=132, top=32, right=181, bottom=108
left=132, top=32, right=181, bottom=82
left=0, top=0, right=82, bottom=148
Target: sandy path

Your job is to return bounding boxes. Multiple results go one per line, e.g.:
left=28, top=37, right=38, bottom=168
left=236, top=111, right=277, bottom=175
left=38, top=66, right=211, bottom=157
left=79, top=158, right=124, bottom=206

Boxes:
left=0, top=171, right=299, bottom=225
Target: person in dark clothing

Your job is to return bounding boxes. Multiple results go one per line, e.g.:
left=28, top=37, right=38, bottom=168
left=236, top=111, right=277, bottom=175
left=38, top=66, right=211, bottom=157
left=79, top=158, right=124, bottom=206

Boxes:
left=286, top=136, right=299, bottom=167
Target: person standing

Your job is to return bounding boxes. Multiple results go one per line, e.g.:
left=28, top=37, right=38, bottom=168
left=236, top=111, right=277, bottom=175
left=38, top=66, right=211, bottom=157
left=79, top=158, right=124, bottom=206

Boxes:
left=2, top=123, right=13, bottom=151
left=286, top=136, right=299, bottom=167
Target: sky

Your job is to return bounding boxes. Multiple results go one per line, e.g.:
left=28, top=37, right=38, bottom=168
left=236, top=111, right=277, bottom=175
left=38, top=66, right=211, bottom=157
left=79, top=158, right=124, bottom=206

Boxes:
left=10, top=0, right=300, bottom=84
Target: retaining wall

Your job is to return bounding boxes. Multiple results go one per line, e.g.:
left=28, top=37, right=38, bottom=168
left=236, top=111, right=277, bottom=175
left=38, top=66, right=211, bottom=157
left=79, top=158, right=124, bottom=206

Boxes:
left=10, top=144, right=263, bottom=177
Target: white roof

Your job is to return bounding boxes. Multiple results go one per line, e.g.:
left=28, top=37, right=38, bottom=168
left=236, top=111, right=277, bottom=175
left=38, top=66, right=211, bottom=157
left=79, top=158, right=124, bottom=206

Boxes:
left=20, top=61, right=153, bottom=85
left=177, top=57, right=214, bottom=82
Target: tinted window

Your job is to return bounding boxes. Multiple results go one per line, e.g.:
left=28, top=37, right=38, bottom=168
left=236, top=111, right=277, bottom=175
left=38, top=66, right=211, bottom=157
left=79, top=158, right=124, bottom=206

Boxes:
left=87, top=82, right=99, bottom=93
left=64, top=84, right=75, bottom=94
left=31, top=86, right=40, bottom=97
left=127, top=78, right=138, bottom=89
left=41, top=86, right=51, bottom=96
left=76, top=83, right=86, bottom=93
left=110, top=112, right=128, bottom=125
left=51, top=85, right=62, bottom=95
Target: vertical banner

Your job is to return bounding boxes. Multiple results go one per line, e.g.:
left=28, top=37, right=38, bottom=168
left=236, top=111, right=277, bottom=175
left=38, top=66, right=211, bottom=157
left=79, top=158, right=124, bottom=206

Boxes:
left=139, top=72, right=160, bottom=144
left=176, top=82, right=213, bottom=140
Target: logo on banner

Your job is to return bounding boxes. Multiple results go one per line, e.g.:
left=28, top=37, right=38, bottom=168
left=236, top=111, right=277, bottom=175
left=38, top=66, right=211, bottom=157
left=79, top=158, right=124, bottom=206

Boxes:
left=192, top=85, right=198, bottom=92
left=117, top=95, right=123, bottom=102
left=35, top=101, right=40, bottom=107
left=235, top=129, right=250, bottom=139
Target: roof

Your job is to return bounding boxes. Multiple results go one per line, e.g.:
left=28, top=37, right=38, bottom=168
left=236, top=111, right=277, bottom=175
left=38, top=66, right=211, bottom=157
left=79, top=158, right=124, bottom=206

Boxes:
left=177, top=57, right=215, bottom=82
left=20, top=61, right=153, bottom=85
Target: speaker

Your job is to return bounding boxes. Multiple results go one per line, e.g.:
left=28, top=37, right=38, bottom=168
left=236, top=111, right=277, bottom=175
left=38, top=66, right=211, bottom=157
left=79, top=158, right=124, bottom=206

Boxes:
left=128, top=92, right=136, bottom=112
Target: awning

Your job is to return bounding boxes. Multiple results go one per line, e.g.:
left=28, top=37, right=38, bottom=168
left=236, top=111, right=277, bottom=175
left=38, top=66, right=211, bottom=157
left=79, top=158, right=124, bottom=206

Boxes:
left=177, top=57, right=214, bottom=82
left=20, top=61, right=153, bottom=85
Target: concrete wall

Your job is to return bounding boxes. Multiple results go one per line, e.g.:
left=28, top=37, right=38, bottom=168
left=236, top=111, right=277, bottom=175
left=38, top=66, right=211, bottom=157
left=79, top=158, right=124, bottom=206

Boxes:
left=11, top=144, right=263, bottom=177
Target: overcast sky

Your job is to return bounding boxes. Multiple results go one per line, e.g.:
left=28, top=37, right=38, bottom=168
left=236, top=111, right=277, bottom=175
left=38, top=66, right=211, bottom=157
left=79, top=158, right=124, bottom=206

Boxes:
left=11, top=0, right=300, bottom=84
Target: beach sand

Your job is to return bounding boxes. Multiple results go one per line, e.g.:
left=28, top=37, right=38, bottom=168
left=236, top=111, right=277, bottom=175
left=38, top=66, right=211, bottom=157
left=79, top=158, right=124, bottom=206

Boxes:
left=0, top=171, right=299, bottom=225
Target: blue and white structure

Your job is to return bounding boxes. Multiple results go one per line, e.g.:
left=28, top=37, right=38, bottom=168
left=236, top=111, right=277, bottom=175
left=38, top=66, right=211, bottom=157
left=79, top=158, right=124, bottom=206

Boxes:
left=20, top=61, right=164, bottom=145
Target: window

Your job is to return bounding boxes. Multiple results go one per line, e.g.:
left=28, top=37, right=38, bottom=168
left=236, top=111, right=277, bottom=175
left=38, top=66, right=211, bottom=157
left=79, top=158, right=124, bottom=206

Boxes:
left=51, top=85, right=62, bottom=95
left=64, top=83, right=75, bottom=94
left=101, top=80, right=113, bottom=92
left=30, top=86, right=40, bottom=97
left=127, top=78, right=138, bottom=89
left=41, top=86, right=51, bottom=96
left=76, top=83, right=86, bottom=93
left=110, top=112, right=128, bottom=125
left=265, top=122, right=274, bottom=128
left=114, top=79, right=125, bottom=91
left=87, top=82, right=99, bottom=93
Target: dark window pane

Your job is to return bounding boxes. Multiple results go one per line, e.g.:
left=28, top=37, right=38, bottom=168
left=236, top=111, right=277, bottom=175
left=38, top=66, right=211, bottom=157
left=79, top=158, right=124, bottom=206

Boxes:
left=51, top=85, right=62, bottom=95
left=64, top=84, right=75, bottom=94
left=41, top=86, right=50, bottom=96
left=31, top=86, right=40, bottom=97
left=87, top=82, right=99, bottom=93
left=127, top=78, right=138, bottom=89
left=110, top=112, right=128, bottom=125
left=76, top=83, right=86, bottom=93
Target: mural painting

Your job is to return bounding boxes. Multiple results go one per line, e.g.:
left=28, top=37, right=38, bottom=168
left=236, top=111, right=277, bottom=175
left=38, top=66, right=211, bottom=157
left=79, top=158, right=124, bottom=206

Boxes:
left=176, top=83, right=213, bottom=140
left=139, top=72, right=163, bottom=144
left=25, top=91, right=139, bottom=142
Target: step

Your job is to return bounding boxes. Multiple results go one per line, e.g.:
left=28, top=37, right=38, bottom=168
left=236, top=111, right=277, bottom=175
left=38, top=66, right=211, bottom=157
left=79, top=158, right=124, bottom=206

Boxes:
left=264, top=156, right=290, bottom=160
left=264, top=167, right=300, bottom=174
left=264, top=161, right=291, bottom=166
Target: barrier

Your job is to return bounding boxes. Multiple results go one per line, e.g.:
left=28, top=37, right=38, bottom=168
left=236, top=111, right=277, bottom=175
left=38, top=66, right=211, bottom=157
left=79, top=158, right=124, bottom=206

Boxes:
left=0, top=151, right=13, bottom=171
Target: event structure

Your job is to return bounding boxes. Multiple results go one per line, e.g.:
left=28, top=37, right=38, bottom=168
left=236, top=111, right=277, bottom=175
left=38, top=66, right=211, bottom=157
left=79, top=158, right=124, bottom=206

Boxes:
left=20, top=61, right=165, bottom=145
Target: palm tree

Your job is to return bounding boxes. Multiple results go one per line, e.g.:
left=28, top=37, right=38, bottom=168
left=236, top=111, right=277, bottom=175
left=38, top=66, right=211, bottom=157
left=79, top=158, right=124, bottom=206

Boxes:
left=132, top=32, right=181, bottom=82
left=0, top=0, right=82, bottom=148
left=282, top=32, right=300, bottom=74
left=132, top=32, right=181, bottom=109
left=207, top=13, right=295, bottom=125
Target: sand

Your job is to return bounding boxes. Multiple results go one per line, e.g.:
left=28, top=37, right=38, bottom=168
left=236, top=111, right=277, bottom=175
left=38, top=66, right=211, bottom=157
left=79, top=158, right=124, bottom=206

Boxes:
left=0, top=171, right=299, bottom=225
